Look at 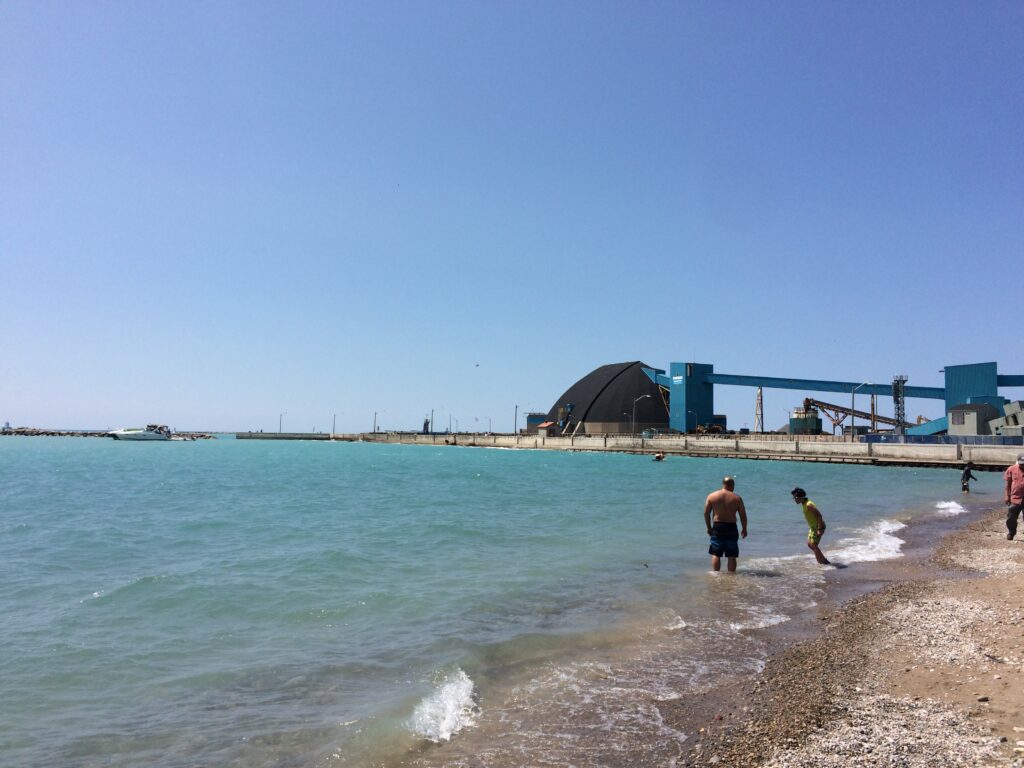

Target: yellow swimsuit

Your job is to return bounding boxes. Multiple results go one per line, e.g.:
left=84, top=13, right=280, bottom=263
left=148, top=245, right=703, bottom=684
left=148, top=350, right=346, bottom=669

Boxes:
left=801, top=499, right=825, bottom=545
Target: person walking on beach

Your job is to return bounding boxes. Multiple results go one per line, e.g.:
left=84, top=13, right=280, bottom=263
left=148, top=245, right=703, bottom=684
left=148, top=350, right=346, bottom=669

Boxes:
left=961, top=462, right=978, bottom=494
left=704, top=476, right=747, bottom=572
left=791, top=487, right=831, bottom=565
left=1004, top=454, right=1024, bottom=540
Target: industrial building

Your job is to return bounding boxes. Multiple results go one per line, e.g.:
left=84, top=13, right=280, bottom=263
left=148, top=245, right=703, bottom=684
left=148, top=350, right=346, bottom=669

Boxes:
left=546, top=360, right=1024, bottom=441
left=544, top=361, right=668, bottom=435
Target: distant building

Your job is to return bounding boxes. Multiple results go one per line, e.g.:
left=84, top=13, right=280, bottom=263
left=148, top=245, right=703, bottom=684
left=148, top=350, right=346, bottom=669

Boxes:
left=524, top=412, right=548, bottom=435
left=545, top=361, right=668, bottom=435
left=789, top=406, right=823, bottom=436
left=948, top=403, right=1001, bottom=436
left=988, top=400, right=1024, bottom=437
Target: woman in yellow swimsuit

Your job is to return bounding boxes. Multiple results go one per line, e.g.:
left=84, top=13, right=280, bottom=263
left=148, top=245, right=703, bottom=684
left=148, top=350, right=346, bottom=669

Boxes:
left=791, top=487, right=831, bottom=565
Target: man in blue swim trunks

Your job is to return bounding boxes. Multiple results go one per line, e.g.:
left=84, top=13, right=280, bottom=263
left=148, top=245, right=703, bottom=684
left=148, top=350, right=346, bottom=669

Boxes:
left=704, top=476, right=748, bottom=572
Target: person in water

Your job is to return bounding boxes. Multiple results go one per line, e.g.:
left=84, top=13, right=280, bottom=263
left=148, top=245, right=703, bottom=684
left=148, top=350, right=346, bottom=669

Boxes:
left=961, top=462, right=978, bottom=493
left=704, top=476, right=748, bottom=572
left=791, top=487, right=830, bottom=565
left=1005, top=454, right=1024, bottom=540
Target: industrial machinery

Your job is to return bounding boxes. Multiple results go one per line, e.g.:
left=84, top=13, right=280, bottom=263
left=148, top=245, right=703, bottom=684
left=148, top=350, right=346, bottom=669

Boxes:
left=802, top=397, right=913, bottom=434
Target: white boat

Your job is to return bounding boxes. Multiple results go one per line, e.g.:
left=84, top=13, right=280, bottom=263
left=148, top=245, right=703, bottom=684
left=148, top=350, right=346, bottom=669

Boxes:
left=107, top=424, right=173, bottom=441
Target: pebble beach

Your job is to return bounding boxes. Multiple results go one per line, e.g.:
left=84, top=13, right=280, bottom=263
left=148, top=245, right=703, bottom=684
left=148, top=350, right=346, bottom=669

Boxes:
left=684, top=508, right=1024, bottom=767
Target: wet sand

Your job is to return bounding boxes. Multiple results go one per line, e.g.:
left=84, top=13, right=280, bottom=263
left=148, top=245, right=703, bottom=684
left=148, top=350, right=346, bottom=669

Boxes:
left=681, top=506, right=1024, bottom=767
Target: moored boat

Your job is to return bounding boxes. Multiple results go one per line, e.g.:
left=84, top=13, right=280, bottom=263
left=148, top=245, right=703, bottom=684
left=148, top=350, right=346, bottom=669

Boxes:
left=107, top=424, right=173, bottom=441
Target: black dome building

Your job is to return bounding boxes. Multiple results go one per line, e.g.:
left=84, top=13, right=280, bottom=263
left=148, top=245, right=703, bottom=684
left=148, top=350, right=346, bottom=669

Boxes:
left=545, top=361, right=669, bottom=435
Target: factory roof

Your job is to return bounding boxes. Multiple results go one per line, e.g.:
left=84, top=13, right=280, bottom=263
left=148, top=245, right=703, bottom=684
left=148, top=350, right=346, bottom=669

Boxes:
left=949, top=403, right=999, bottom=412
left=546, top=361, right=668, bottom=429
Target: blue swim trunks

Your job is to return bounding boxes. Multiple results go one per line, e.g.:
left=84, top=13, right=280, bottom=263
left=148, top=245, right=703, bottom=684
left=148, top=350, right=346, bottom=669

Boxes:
left=709, top=521, right=739, bottom=558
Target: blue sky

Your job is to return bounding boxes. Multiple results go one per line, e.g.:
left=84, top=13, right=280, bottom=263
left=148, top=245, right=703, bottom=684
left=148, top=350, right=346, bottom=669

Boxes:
left=2, top=1, right=1022, bottom=432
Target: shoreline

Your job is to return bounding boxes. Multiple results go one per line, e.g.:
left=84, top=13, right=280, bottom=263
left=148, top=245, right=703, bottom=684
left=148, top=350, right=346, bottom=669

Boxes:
left=679, top=505, right=1022, bottom=767
left=389, top=492, right=1003, bottom=768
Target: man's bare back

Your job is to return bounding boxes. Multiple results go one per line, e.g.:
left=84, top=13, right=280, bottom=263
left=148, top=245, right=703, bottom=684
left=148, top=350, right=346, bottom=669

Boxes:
left=704, top=488, right=746, bottom=525
left=703, top=477, right=748, bottom=572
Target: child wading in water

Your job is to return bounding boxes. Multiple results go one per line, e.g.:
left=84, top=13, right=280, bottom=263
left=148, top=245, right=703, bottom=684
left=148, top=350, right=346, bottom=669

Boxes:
left=961, top=462, right=978, bottom=494
left=791, top=487, right=830, bottom=565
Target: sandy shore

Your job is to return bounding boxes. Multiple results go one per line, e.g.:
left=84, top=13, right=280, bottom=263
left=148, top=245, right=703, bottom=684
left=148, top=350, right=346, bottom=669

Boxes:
left=682, top=508, right=1024, bottom=767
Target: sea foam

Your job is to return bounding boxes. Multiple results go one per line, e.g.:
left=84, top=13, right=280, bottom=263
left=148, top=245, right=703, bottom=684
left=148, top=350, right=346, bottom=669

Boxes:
left=934, top=500, right=968, bottom=517
left=408, top=668, right=479, bottom=742
left=831, top=520, right=907, bottom=563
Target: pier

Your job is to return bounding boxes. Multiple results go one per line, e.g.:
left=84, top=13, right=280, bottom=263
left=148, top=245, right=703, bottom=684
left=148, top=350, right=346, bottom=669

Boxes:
left=236, top=431, right=1020, bottom=472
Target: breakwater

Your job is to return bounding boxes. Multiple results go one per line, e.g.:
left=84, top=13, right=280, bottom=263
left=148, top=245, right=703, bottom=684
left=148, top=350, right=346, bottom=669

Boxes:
left=275, top=432, right=1020, bottom=471
left=2, top=428, right=216, bottom=439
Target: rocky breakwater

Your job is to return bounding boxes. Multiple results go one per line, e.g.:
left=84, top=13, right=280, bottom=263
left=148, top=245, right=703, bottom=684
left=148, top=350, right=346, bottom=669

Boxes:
left=1, top=427, right=215, bottom=439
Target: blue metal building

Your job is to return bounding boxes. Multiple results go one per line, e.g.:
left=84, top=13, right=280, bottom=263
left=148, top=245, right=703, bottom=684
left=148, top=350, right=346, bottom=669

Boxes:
left=641, top=361, right=1024, bottom=435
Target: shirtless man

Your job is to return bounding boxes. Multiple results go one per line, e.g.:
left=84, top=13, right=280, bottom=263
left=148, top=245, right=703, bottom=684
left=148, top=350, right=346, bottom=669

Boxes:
left=703, top=476, right=748, bottom=572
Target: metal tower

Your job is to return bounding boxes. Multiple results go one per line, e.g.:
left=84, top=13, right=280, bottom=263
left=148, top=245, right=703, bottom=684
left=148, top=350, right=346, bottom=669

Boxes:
left=754, top=386, right=764, bottom=433
left=892, top=375, right=908, bottom=436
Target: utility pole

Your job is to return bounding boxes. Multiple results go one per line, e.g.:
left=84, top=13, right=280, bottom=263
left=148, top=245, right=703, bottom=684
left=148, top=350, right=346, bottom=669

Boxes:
left=754, top=387, right=764, bottom=433
left=514, top=404, right=518, bottom=435
left=332, top=413, right=336, bottom=436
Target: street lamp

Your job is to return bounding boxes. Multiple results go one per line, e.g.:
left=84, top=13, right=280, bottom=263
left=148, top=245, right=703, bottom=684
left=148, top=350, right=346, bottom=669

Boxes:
left=633, top=394, right=651, bottom=435
left=373, top=412, right=377, bottom=433
left=851, top=382, right=871, bottom=440
left=279, top=412, right=286, bottom=434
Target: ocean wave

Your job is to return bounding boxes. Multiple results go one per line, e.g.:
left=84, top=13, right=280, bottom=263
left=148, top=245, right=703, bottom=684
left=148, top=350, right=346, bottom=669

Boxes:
left=82, top=574, right=168, bottom=604
left=934, top=500, right=968, bottom=517
left=665, top=615, right=688, bottom=631
left=408, top=667, right=479, bottom=742
left=729, top=608, right=789, bottom=631
left=831, top=520, right=906, bottom=563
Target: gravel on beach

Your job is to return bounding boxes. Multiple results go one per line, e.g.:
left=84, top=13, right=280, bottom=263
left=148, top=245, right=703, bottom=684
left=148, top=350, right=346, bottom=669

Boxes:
left=684, top=510, right=1024, bottom=768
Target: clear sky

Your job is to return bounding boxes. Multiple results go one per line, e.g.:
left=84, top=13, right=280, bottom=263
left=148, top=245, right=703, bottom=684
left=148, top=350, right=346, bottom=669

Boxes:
left=2, top=1, right=1022, bottom=433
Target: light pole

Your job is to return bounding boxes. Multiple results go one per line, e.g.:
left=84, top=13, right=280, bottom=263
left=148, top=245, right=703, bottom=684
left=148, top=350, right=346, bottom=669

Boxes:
left=851, top=382, right=870, bottom=441
left=514, top=404, right=518, bottom=435
left=687, top=410, right=697, bottom=433
left=632, top=394, right=651, bottom=436
left=430, top=409, right=434, bottom=433
left=332, top=413, right=336, bottom=436
left=488, top=417, right=492, bottom=433
left=373, top=412, right=377, bottom=433
left=279, top=412, right=286, bottom=434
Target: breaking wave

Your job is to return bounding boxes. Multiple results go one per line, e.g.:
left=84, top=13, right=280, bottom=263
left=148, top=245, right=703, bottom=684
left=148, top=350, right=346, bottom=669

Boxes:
left=934, top=500, right=968, bottom=517
left=408, top=668, right=479, bottom=743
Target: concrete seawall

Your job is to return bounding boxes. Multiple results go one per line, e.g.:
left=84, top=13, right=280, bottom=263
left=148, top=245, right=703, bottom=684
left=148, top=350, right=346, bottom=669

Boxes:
left=238, top=431, right=1020, bottom=471
left=6, top=428, right=1010, bottom=468
left=236, top=432, right=335, bottom=441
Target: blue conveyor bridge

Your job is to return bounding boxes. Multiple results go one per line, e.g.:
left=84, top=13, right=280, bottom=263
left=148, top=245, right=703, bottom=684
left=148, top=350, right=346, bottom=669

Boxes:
left=641, top=361, right=1024, bottom=434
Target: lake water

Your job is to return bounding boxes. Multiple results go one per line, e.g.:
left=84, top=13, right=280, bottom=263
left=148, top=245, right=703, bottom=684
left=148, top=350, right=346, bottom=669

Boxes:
left=0, top=437, right=999, bottom=767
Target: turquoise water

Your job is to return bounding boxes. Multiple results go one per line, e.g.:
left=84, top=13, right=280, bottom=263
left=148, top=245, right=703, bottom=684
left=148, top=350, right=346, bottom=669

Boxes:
left=0, top=437, right=1000, bottom=767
